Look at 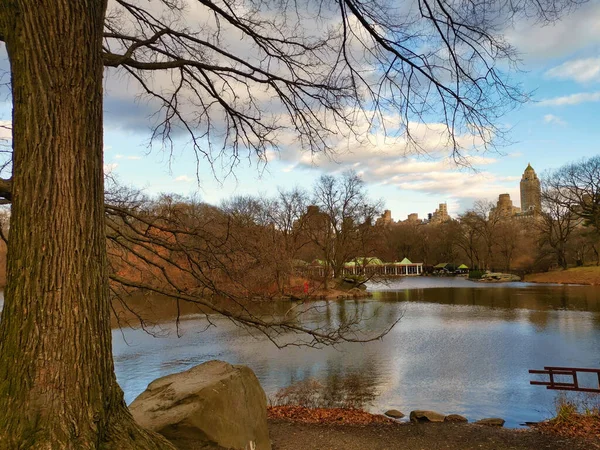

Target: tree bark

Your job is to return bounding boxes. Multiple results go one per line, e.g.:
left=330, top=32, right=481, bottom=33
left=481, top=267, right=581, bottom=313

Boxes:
left=0, top=1, right=173, bottom=448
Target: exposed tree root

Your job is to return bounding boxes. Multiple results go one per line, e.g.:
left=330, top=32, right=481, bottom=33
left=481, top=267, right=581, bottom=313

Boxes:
left=0, top=406, right=177, bottom=450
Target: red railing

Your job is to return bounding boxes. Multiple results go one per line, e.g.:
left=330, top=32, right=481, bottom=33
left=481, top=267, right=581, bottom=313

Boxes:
left=529, top=366, right=600, bottom=393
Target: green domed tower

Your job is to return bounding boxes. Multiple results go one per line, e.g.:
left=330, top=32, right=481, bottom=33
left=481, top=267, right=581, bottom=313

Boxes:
left=520, top=163, right=541, bottom=212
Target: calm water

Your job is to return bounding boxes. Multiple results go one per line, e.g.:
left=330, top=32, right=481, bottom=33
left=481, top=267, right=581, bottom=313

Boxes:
left=1, top=280, right=599, bottom=427
left=112, top=277, right=600, bottom=428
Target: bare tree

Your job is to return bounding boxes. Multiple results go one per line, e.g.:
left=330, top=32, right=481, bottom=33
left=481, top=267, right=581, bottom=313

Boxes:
left=550, top=156, right=600, bottom=236
left=0, top=0, right=584, bottom=447
left=386, top=221, right=420, bottom=262
left=568, top=227, right=595, bottom=266
left=220, top=188, right=312, bottom=294
left=306, top=171, right=381, bottom=284
left=263, top=188, right=311, bottom=292
left=470, top=200, right=502, bottom=270
left=456, top=211, right=484, bottom=269
left=537, top=174, right=582, bottom=269
left=494, top=218, right=521, bottom=272
left=221, top=194, right=268, bottom=227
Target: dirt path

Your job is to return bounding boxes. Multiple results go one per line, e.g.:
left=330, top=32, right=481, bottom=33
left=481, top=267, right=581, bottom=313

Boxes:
left=268, top=420, right=599, bottom=450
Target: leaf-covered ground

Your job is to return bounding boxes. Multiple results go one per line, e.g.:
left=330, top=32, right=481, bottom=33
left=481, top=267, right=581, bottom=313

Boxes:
left=534, top=414, right=600, bottom=443
left=172, top=408, right=599, bottom=450
left=267, top=406, right=394, bottom=425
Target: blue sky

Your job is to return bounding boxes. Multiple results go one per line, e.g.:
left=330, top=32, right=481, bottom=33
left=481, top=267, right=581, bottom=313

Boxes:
left=4, top=1, right=600, bottom=221
left=96, top=1, right=600, bottom=220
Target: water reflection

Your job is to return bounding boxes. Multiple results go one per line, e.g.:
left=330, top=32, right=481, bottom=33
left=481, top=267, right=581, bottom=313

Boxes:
left=370, top=278, right=600, bottom=313
left=272, top=364, right=381, bottom=409
left=95, top=279, right=600, bottom=427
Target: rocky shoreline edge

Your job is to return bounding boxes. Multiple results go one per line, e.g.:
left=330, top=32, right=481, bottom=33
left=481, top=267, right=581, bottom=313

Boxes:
left=130, top=361, right=598, bottom=450
left=269, top=405, right=505, bottom=427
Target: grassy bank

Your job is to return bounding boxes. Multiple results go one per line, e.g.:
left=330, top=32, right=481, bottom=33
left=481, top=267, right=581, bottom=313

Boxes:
left=525, top=266, right=600, bottom=285
left=533, top=393, right=600, bottom=444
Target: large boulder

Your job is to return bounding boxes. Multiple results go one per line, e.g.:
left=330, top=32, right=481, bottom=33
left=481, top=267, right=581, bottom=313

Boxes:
left=130, top=360, right=271, bottom=450
left=409, top=410, right=446, bottom=423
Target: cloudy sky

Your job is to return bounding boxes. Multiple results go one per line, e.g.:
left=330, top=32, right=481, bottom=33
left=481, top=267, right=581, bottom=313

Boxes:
left=4, top=1, right=600, bottom=220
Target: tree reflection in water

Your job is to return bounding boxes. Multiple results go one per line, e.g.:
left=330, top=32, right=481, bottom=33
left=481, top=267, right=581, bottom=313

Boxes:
left=272, top=370, right=380, bottom=410
left=112, top=278, right=600, bottom=428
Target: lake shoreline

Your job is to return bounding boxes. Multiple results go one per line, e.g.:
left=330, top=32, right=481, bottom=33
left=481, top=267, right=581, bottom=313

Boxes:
left=168, top=406, right=598, bottom=450
left=258, top=406, right=598, bottom=450
left=276, top=288, right=373, bottom=301
left=113, top=278, right=600, bottom=429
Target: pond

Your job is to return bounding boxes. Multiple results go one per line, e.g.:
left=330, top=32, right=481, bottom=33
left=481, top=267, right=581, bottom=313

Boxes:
left=1, top=279, right=598, bottom=427
left=112, top=277, right=600, bottom=428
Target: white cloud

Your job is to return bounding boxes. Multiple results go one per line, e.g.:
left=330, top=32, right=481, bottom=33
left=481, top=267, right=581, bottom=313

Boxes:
left=114, top=154, right=143, bottom=160
left=506, top=2, right=600, bottom=62
left=546, top=57, right=600, bottom=84
left=369, top=156, right=496, bottom=180
left=267, top=111, right=505, bottom=205
left=538, top=91, right=600, bottom=106
left=389, top=170, right=521, bottom=204
left=175, top=175, right=192, bottom=182
left=0, top=120, right=11, bottom=141
left=543, top=114, right=566, bottom=126
left=104, top=163, right=119, bottom=174
left=276, top=115, right=493, bottom=174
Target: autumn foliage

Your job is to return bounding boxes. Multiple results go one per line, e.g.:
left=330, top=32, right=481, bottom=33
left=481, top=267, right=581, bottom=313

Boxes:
left=534, top=394, right=600, bottom=446
left=267, top=406, right=394, bottom=426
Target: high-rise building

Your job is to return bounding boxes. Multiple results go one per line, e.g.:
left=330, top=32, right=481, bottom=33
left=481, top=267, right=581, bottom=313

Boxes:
left=376, top=209, right=393, bottom=226
left=520, top=163, right=541, bottom=213
left=491, top=193, right=521, bottom=218
left=430, top=203, right=450, bottom=224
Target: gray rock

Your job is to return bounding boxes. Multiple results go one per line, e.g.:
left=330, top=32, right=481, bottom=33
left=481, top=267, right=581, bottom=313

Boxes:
left=475, top=418, right=505, bottom=427
left=444, top=414, right=468, bottom=423
left=480, top=272, right=521, bottom=282
left=384, top=409, right=405, bottom=419
left=409, top=410, right=446, bottom=423
left=130, top=360, right=271, bottom=450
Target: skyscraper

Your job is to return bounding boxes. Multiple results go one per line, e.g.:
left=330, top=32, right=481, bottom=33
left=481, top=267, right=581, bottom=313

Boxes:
left=520, top=163, right=541, bottom=212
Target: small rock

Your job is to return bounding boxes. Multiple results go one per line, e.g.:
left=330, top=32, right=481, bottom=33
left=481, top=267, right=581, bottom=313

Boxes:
left=384, top=409, right=405, bottom=419
left=409, top=410, right=446, bottom=423
left=475, top=418, right=505, bottom=427
left=444, top=414, right=468, bottom=423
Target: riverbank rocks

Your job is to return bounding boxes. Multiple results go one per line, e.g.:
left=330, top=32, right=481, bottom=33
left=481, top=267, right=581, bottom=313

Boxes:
left=444, top=414, right=468, bottom=423
left=409, top=410, right=446, bottom=423
left=384, top=409, right=405, bottom=419
left=475, top=418, right=505, bottom=427
left=479, top=272, right=521, bottom=282
left=129, top=360, right=271, bottom=450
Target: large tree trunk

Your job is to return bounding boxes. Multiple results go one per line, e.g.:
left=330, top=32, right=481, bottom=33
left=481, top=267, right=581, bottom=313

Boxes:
left=0, top=2, right=173, bottom=448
